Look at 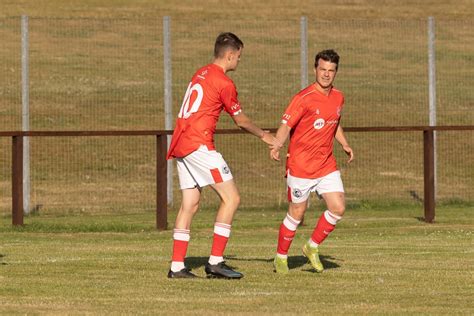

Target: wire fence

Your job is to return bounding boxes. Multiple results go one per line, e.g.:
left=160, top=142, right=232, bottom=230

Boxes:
left=0, top=17, right=472, bottom=216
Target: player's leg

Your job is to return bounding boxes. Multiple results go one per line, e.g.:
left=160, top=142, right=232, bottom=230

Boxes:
left=204, top=179, right=243, bottom=278
left=274, top=201, right=307, bottom=274
left=210, top=179, right=240, bottom=263
left=303, top=171, right=345, bottom=272
left=179, top=146, right=241, bottom=278
left=274, top=173, right=312, bottom=274
left=168, top=156, right=204, bottom=279
left=302, top=192, right=344, bottom=273
left=168, top=187, right=201, bottom=278
left=311, top=192, right=345, bottom=246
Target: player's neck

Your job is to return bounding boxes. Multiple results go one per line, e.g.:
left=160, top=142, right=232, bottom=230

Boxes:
left=314, top=82, right=332, bottom=96
left=212, top=60, right=229, bottom=74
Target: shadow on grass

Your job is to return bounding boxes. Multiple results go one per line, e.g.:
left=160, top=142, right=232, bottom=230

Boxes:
left=184, top=256, right=255, bottom=275
left=0, top=254, right=6, bottom=265
left=298, top=255, right=341, bottom=272
left=414, top=216, right=439, bottom=224
left=185, top=255, right=272, bottom=270
left=288, top=255, right=340, bottom=272
left=185, top=256, right=209, bottom=270
left=185, top=254, right=341, bottom=272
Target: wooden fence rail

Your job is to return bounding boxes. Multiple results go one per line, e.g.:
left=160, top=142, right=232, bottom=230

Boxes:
left=1, top=125, right=473, bottom=229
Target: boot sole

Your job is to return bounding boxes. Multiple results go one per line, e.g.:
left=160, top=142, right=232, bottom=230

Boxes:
left=206, top=273, right=242, bottom=279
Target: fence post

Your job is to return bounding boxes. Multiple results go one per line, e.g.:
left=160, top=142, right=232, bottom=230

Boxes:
left=428, top=16, right=437, bottom=200
left=163, top=16, right=174, bottom=207
left=21, top=15, right=31, bottom=215
left=12, top=136, right=24, bottom=226
left=300, top=16, right=308, bottom=221
left=423, top=129, right=435, bottom=223
left=300, top=16, right=308, bottom=89
left=156, top=134, right=168, bottom=230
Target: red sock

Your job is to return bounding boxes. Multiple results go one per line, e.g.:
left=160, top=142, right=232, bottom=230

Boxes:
left=171, top=228, right=190, bottom=262
left=211, top=223, right=231, bottom=257
left=277, top=213, right=301, bottom=255
left=172, top=240, right=189, bottom=262
left=310, top=210, right=341, bottom=245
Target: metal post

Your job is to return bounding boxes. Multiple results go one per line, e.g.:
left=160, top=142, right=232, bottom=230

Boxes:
left=423, top=130, right=435, bottom=223
left=428, top=16, right=437, bottom=200
left=163, top=16, right=173, bottom=206
left=300, top=16, right=308, bottom=90
left=21, top=15, right=30, bottom=215
left=12, top=136, right=24, bottom=225
left=300, top=16, right=309, bottom=219
left=156, top=135, right=168, bottom=230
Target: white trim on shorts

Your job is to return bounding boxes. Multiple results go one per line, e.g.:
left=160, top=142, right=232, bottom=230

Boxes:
left=176, top=145, right=233, bottom=189
left=287, top=170, right=344, bottom=203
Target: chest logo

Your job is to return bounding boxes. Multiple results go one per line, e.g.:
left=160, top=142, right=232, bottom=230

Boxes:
left=313, top=118, right=325, bottom=130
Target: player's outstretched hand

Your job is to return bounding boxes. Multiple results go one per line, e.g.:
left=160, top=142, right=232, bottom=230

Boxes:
left=342, top=144, right=354, bottom=163
left=270, top=148, right=280, bottom=161
left=261, top=132, right=278, bottom=148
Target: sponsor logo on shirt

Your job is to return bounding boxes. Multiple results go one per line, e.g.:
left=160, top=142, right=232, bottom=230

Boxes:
left=313, top=118, right=325, bottom=130
left=314, top=118, right=339, bottom=130
left=231, top=103, right=240, bottom=111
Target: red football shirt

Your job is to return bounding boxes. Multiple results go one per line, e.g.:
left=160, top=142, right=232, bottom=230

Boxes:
left=282, top=84, right=344, bottom=179
left=167, top=64, right=242, bottom=159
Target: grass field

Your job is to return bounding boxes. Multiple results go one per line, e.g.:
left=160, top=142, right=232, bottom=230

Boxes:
left=2, top=0, right=474, bottom=19
left=1, top=203, right=473, bottom=314
left=0, top=2, right=472, bottom=313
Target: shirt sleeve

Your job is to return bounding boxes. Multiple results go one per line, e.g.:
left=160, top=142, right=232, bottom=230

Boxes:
left=221, top=82, right=242, bottom=116
left=338, top=95, right=345, bottom=117
left=281, top=95, right=306, bottom=128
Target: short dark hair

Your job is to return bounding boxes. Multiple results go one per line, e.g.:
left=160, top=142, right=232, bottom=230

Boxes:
left=214, top=32, right=244, bottom=58
left=315, top=49, right=340, bottom=70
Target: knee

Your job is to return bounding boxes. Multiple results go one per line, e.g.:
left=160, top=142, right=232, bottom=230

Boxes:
left=329, top=203, right=345, bottom=217
left=222, top=192, right=240, bottom=210
left=180, top=201, right=200, bottom=215
left=289, top=202, right=307, bottom=220
left=230, top=192, right=241, bottom=209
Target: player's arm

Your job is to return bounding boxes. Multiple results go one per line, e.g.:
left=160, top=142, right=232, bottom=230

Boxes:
left=270, top=123, right=291, bottom=161
left=231, top=112, right=277, bottom=147
left=335, top=124, right=354, bottom=163
left=222, top=82, right=277, bottom=148
left=270, top=94, right=305, bottom=161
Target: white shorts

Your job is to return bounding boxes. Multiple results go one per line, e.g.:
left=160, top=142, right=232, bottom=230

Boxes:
left=287, top=170, right=344, bottom=203
left=176, top=145, right=233, bottom=189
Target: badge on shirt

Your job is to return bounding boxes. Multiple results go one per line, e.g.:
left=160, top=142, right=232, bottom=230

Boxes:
left=313, top=118, right=325, bottom=130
